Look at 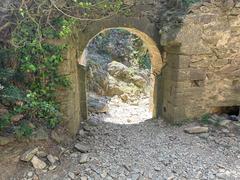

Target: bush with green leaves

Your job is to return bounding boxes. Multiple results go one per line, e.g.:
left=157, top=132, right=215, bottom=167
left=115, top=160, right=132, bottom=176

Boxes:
left=0, top=0, right=126, bottom=137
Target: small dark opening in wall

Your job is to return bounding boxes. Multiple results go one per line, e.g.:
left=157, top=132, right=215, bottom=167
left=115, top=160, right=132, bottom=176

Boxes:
left=212, top=106, right=240, bottom=117
left=163, top=106, right=167, bottom=112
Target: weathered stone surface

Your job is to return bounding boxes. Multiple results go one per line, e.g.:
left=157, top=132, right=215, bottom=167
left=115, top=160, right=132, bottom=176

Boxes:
left=107, top=61, right=147, bottom=88
left=36, top=151, right=48, bottom=158
left=0, top=136, right=15, bottom=146
left=31, top=156, right=47, bottom=170
left=88, top=96, right=109, bottom=113
left=47, top=154, right=59, bottom=164
left=184, top=126, right=209, bottom=134
left=74, top=143, right=90, bottom=153
left=56, top=0, right=240, bottom=134
left=68, top=172, right=75, bottom=179
left=20, top=147, right=39, bottom=162
left=79, top=153, right=90, bottom=164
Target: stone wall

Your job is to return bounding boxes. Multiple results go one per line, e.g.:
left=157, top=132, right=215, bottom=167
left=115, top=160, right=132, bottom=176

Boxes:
left=58, top=0, right=240, bottom=134
left=160, top=1, right=240, bottom=121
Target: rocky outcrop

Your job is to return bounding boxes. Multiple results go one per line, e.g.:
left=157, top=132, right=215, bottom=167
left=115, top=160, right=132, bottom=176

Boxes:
left=107, top=61, right=147, bottom=88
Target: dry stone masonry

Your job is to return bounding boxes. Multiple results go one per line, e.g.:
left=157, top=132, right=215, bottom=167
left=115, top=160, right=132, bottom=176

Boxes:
left=58, top=0, right=240, bottom=134
left=160, top=1, right=240, bottom=122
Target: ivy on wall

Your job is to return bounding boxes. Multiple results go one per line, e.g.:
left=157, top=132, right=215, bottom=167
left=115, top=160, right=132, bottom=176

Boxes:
left=0, top=0, right=126, bottom=137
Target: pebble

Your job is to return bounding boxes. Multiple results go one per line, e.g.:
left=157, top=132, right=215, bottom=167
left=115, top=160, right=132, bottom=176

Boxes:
left=79, top=153, right=90, bottom=164
left=100, top=170, right=108, bottom=178
left=154, top=167, right=161, bottom=171
left=70, top=152, right=79, bottom=158
left=27, top=171, right=33, bottom=177
left=68, top=172, right=75, bottom=179
left=79, top=129, right=86, bottom=136
left=49, top=165, right=57, bottom=171
left=80, top=176, right=88, bottom=180
left=47, top=154, right=59, bottom=164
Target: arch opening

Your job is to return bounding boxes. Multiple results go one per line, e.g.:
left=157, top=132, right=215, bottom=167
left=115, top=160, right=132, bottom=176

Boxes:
left=78, top=27, right=163, bottom=124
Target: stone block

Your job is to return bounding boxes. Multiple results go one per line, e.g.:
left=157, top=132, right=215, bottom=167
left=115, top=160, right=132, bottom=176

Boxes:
left=190, top=69, right=206, bottom=81
left=171, top=68, right=190, bottom=81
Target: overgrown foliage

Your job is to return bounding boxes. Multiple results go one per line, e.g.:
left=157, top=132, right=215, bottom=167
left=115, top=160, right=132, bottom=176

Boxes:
left=0, top=0, right=126, bottom=137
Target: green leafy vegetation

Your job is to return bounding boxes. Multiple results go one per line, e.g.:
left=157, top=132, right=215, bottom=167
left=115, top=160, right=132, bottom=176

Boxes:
left=0, top=0, right=126, bottom=137
left=200, top=113, right=211, bottom=124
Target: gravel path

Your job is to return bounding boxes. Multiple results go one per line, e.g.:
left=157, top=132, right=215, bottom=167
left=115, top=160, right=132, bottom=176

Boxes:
left=36, top=98, right=240, bottom=180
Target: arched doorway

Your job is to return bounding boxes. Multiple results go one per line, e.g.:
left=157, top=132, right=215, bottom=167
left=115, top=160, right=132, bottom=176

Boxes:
left=59, top=16, right=163, bottom=135
left=78, top=27, right=162, bottom=124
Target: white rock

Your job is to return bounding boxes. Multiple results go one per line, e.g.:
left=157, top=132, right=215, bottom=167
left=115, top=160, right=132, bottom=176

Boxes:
left=49, top=165, right=57, bottom=171
left=79, top=129, right=85, bottom=136
left=47, top=154, right=59, bottom=164
left=31, top=156, right=47, bottom=170
left=27, top=171, right=33, bottom=177
left=80, top=176, right=88, bottom=180
left=79, top=153, right=89, bottom=164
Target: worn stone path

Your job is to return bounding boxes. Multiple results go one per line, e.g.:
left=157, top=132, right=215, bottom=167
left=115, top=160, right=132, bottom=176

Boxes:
left=2, top=98, right=240, bottom=180
left=37, top=98, right=240, bottom=180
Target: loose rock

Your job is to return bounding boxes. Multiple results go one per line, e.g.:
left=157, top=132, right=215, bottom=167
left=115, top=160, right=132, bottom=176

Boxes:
left=79, top=153, right=90, bottom=164
left=184, top=126, right=209, bottom=134
left=27, top=171, right=34, bottom=177
left=88, top=96, right=109, bottom=113
left=31, top=156, right=47, bottom=170
left=74, top=143, right=90, bottom=153
left=68, top=172, right=75, bottom=179
left=20, top=147, right=39, bottom=162
left=48, top=165, right=57, bottom=171
left=47, top=154, right=59, bottom=164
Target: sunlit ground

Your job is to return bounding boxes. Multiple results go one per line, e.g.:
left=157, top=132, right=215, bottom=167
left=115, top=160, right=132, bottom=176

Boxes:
left=89, top=95, right=152, bottom=125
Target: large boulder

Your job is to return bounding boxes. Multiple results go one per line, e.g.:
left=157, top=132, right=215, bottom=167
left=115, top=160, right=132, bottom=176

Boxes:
left=106, top=75, right=124, bottom=96
left=131, top=75, right=147, bottom=88
left=106, top=75, right=142, bottom=97
left=107, top=61, right=130, bottom=80
left=107, top=61, right=147, bottom=88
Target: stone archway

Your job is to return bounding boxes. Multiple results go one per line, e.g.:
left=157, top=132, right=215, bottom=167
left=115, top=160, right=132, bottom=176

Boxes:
left=79, top=27, right=163, bottom=120
left=56, top=1, right=240, bottom=135
left=59, top=16, right=163, bottom=135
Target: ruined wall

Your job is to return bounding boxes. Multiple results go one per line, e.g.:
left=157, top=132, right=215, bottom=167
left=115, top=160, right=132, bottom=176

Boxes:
left=58, top=0, right=240, bottom=134
left=160, top=1, right=240, bottom=121
left=58, top=0, right=172, bottom=134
